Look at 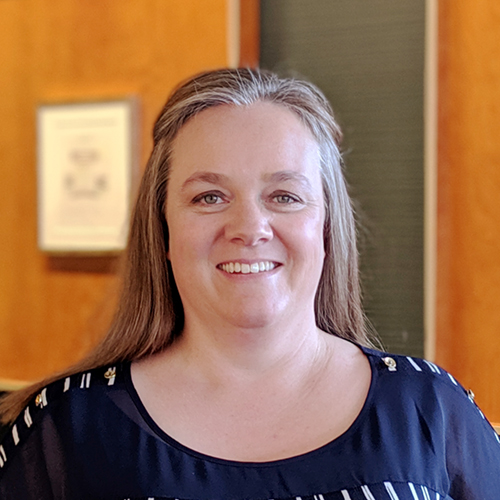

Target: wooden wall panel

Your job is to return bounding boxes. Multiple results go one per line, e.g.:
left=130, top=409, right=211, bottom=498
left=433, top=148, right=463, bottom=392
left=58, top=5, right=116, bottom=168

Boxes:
left=0, top=0, right=258, bottom=384
left=437, top=0, right=500, bottom=421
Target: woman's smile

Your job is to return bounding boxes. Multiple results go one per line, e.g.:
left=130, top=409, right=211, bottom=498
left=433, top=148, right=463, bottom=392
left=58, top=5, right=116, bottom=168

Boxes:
left=217, top=261, right=281, bottom=274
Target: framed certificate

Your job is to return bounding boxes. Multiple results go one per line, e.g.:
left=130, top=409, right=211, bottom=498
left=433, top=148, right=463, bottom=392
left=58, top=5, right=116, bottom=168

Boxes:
left=37, top=99, right=137, bottom=253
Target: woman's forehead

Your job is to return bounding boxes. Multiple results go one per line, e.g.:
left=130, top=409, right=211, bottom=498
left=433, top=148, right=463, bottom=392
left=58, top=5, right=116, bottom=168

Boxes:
left=169, top=102, right=321, bottom=179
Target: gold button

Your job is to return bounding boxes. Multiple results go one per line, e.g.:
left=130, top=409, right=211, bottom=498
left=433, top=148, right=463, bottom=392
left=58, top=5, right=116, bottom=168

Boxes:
left=104, top=367, right=116, bottom=379
left=35, top=394, right=43, bottom=407
left=383, top=357, right=397, bottom=371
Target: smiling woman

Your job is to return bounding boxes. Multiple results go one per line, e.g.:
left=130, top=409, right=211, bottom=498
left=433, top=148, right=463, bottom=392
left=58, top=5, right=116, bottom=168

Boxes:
left=0, top=68, right=499, bottom=499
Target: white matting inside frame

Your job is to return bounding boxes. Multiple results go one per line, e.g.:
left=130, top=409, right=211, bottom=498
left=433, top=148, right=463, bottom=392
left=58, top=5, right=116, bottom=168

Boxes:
left=37, top=99, right=137, bottom=253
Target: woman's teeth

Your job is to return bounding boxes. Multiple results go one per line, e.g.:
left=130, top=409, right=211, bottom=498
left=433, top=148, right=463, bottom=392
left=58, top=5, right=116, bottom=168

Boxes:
left=219, top=261, right=277, bottom=274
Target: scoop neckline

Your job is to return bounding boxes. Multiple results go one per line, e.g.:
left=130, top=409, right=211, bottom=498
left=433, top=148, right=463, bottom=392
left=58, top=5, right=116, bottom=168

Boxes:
left=124, top=344, right=380, bottom=468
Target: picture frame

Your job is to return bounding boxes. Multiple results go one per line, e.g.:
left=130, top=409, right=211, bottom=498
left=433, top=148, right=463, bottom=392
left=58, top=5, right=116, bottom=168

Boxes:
left=37, top=99, right=138, bottom=254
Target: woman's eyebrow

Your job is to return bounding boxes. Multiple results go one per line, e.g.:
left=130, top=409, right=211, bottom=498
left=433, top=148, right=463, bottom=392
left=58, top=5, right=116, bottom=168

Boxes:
left=181, top=170, right=313, bottom=191
left=181, top=171, right=229, bottom=190
left=263, top=171, right=313, bottom=189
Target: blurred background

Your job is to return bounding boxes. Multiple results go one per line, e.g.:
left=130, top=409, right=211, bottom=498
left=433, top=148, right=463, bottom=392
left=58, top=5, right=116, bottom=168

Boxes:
left=0, top=0, right=499, bottom=424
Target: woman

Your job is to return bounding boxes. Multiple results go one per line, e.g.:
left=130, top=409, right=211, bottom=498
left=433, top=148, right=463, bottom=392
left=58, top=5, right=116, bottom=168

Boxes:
left=0, top=68, right=499, bottom=499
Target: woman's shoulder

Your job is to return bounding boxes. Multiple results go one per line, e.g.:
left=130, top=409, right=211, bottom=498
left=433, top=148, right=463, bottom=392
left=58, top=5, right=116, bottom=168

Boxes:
left=0, top=362, right=130, bottom=472
left=0, top=361, right=160, bottom=499
left=360, top=345, right=500, bottom=442
left=361, top=345, right=471, bottom=399
left=20, top=362, right=125, bottom=410
left=361, top=344, right=462, bottom=386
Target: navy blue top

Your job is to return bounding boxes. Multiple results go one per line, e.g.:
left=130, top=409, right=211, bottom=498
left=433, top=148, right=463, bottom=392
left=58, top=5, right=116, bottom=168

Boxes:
left=1, top=346, right=499, bottom=500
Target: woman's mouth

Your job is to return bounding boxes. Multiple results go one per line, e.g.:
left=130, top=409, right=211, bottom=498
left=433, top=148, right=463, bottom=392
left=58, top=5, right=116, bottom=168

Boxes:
left=217, top=261, right=279, bottom=274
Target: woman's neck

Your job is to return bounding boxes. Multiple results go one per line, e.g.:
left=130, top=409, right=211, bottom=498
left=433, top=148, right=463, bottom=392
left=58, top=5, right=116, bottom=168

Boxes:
left=155, top=312, right=334, bottom=388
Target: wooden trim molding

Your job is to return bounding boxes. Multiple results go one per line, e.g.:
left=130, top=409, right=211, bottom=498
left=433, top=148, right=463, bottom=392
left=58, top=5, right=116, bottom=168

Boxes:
left=226, top=0, right=259, bottom=68
left=239, top=0, right=260, bottom=67
left=424, top=0, right=438, bottom=362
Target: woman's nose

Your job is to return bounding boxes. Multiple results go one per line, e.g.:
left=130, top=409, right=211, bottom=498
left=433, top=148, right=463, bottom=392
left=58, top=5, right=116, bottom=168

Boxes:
left=224, top=200, right=273, bottom=246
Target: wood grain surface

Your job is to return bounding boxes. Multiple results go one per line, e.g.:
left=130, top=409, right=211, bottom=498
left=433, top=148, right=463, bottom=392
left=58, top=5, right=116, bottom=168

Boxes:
left=437, top=0, right=500, bottom=422
left=0, top=0, right=257, bottom=384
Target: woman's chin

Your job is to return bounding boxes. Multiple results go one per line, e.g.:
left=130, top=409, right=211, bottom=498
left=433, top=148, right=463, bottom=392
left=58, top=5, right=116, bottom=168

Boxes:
left=220, top=307, right=282, bottom=331
left=211, top=290, right=308, bottom=332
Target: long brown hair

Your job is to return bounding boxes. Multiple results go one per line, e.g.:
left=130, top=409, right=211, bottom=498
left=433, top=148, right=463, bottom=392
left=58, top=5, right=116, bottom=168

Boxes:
left=1, top=68, right=372, bottom=423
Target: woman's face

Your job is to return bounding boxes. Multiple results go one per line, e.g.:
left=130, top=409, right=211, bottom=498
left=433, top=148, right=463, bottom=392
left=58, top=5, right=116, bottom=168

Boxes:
left=166, top=102, right=325, bottom=331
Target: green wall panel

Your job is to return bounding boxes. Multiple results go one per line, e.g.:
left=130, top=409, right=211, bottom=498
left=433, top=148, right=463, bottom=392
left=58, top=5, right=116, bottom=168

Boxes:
left=260, top=0, right=426, bottom=356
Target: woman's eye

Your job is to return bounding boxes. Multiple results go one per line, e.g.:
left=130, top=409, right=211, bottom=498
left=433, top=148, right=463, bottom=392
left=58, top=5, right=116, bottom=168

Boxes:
left=273, top=193, right=299, bottom=204
left=202, top=194, right=220, bottom=204
left=192, top=192, right=224, bottom=205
